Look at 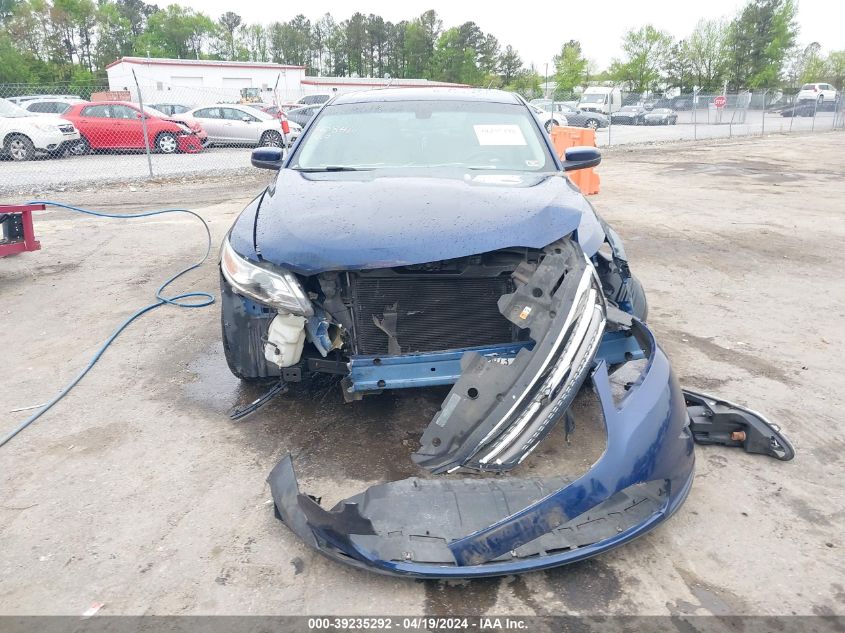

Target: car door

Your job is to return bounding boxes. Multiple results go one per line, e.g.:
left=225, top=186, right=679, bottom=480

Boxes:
left=192, top=108, right=225, bottom=143
left=109, top=104, right=146, bottom=148
left=76, top=104, right=114, bottom=148
left=221, top=107, right=260, bottom=144
left=822, top=84, right=836, bottom=102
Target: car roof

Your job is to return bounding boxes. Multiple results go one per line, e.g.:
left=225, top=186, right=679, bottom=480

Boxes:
left=329, top=87, right=523, bottom=106
left=25, top=97, right=85, bottom=103
left=78, top=101, right=138, bottom=107
left=203, top=103, right=252, bottom=108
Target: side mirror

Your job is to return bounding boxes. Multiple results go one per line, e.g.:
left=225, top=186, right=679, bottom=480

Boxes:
left=242, top=116, right=252, bottom=123
left=251, top=146, right=285, bottom=170
left=561, top=146, right=601, bottom=172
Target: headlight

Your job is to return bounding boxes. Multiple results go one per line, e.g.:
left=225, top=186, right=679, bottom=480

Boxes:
left=220, top=238, right=314, bottom=316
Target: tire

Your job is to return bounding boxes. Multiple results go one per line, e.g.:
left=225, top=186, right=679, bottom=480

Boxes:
left=585, top=118, right=599, bottom=130
left=6, top=134, right=35, bottom=161
left=68, top=137, right=90, bottom=156
left=156, top=132, right=178, bottom=154
left=260, top=130, right=283, bottom=147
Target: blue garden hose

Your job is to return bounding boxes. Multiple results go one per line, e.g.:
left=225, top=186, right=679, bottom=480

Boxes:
left=0, top=201, right=214, bottom=448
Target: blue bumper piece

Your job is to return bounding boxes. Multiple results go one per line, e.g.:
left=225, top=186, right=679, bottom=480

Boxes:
left=345, top=331, right=645, bottom=393
left=268, top=322, right=695, bottom=578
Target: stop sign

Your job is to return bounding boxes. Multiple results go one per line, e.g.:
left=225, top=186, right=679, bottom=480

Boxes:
left=714, top=95, right=727, bottom=108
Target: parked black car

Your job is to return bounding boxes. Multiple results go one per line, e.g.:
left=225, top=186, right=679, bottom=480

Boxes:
left=670, top=96, right=694, bottom=111
left=644, top=108, right=678, bottom=125
left=610, top=105, right=647, bottom=125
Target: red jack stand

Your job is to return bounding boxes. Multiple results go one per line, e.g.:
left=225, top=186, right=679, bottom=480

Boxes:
left=0, top=204, right=44, bottom=257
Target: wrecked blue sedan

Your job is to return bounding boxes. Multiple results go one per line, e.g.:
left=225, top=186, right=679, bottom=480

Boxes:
left=219, top=88, right=793, bottom=578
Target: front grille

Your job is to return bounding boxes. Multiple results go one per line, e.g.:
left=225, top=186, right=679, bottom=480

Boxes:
left=59, top=124, right=75, bottom=133
left=350, top=276, right=515, bottom=355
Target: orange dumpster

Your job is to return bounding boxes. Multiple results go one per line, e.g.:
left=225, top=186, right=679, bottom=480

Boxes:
left=549, top=126, right=600, bottom=195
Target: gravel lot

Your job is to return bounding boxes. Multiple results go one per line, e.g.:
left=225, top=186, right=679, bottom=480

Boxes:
left=1, top=110, right=841, bottom=196
left=1, top=133, right=843, bottom=617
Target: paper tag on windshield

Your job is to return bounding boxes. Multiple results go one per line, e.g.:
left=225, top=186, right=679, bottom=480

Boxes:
left=473, top=124, right=527, bottom=146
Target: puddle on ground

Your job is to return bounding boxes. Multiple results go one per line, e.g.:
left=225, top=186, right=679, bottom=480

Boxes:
left=179, top=342, right=608, bottom=487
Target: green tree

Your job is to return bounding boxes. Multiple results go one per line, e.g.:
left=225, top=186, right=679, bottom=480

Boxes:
left=403, top=19, right=429, bottom=78
left=553, top=40, right=588, bottom=96
left=499, top=44, right=521, bottom=84
left=94, top=2, right=133, bottom=68
left=506, top=67, right=541, bottom=98
left=137, top=5, right=215, bottom=60
left=217, top=11, right=241, bottom=60
left=611, top=25, right=673, bottom=92
left=799, top=42, right=826, bottom=83
left=725, top=0, right=798, bottom=89
left=828, top=50, right=845, bottom=89
left=687, top=18, right=728, bottom=91
left=477, top=33, right=500, bottom=75
left=665, top=40, right=695, bottom=91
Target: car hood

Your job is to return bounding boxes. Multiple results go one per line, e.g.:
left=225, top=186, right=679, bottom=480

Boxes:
left=234, top=169, right=605, bottom=275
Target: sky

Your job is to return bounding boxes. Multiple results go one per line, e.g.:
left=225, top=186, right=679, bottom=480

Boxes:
left=177, top=0, right=843, bottom=71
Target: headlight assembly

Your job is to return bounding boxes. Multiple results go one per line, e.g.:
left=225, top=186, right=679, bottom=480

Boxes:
left=220, top=238, right=314, bottom=316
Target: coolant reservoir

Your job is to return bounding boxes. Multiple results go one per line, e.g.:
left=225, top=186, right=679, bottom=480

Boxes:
left=264, top=313, right=307, bottom=368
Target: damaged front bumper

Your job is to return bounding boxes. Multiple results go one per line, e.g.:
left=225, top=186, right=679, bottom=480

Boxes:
left=263, top=236, right=792, bottom=578
left=268, top=314, right=695, bottom=578
left=267, top=239, right=697, bottom=577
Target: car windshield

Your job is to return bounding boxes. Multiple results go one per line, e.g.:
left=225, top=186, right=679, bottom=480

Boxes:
left=580, top=94, right=606, bottom=103
left=650, top=108, right=671, bottom=114
left=291, top=100, right=554, bottom=172
left=0, top=97, right=35, bottom=118
left=801, top=84, right=815, bottom=90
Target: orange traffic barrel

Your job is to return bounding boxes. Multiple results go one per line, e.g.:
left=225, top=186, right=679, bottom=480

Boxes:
left=549, top=126, right=600, bottom=195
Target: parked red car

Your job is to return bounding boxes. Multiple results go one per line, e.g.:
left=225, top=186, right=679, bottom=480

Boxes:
left=61, top=101, right=207, bottom=154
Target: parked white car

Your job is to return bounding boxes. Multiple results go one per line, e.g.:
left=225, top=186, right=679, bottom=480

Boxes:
left=175, top=104, right=298, bottom=147
left=22, top=97, right=87, bottom=116
left=529, top=105, right=568, bottom=131
left=8, top=94, right=81, bottom=105
left=1, top=97, right=80, bottom=160
left=796, top=83, right=839, bottom=104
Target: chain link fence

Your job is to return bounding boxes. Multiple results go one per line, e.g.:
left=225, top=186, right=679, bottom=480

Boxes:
left=1, top=82, right=844, bottom=194
left=594, top=88, right=844, bottom=147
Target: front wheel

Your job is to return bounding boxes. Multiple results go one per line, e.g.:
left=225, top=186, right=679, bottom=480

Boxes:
left=6, top=134, right=35, bottom=161
left=260, top=131, right=283, bottom=147
left=585, top=118, right=599, bottom=130
left=156, top=132, right=178, bottom=154
left=68, top=137, right=90, bottom=156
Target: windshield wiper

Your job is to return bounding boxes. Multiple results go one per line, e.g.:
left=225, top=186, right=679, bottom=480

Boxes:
left=293, top=166, right=373, bottom=172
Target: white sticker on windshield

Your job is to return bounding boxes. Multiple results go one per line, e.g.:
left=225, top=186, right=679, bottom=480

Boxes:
left=473, top=124, right=527, bottom=146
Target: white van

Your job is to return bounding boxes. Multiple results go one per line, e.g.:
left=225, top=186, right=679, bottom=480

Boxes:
left=578, top=87, right=623, bottom=115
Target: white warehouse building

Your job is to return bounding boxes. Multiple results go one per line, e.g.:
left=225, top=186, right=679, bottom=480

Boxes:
left=106, top=57, right=469, bottom=107
left=106, top=57, right=308, bottom=106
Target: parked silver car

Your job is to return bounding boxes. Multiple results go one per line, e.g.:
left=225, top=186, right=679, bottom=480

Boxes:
left=176, top=104, right=293, bottom=147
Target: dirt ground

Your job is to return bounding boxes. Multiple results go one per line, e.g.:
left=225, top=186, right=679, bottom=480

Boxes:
left=1, top=132, right=843, bottom=616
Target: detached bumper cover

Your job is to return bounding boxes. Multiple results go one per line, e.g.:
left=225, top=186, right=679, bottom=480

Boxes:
left=268, top=319, right=695, bottom=578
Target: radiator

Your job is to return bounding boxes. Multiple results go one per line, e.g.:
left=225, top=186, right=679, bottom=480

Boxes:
left=350, top=275, right=515, bottom=355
